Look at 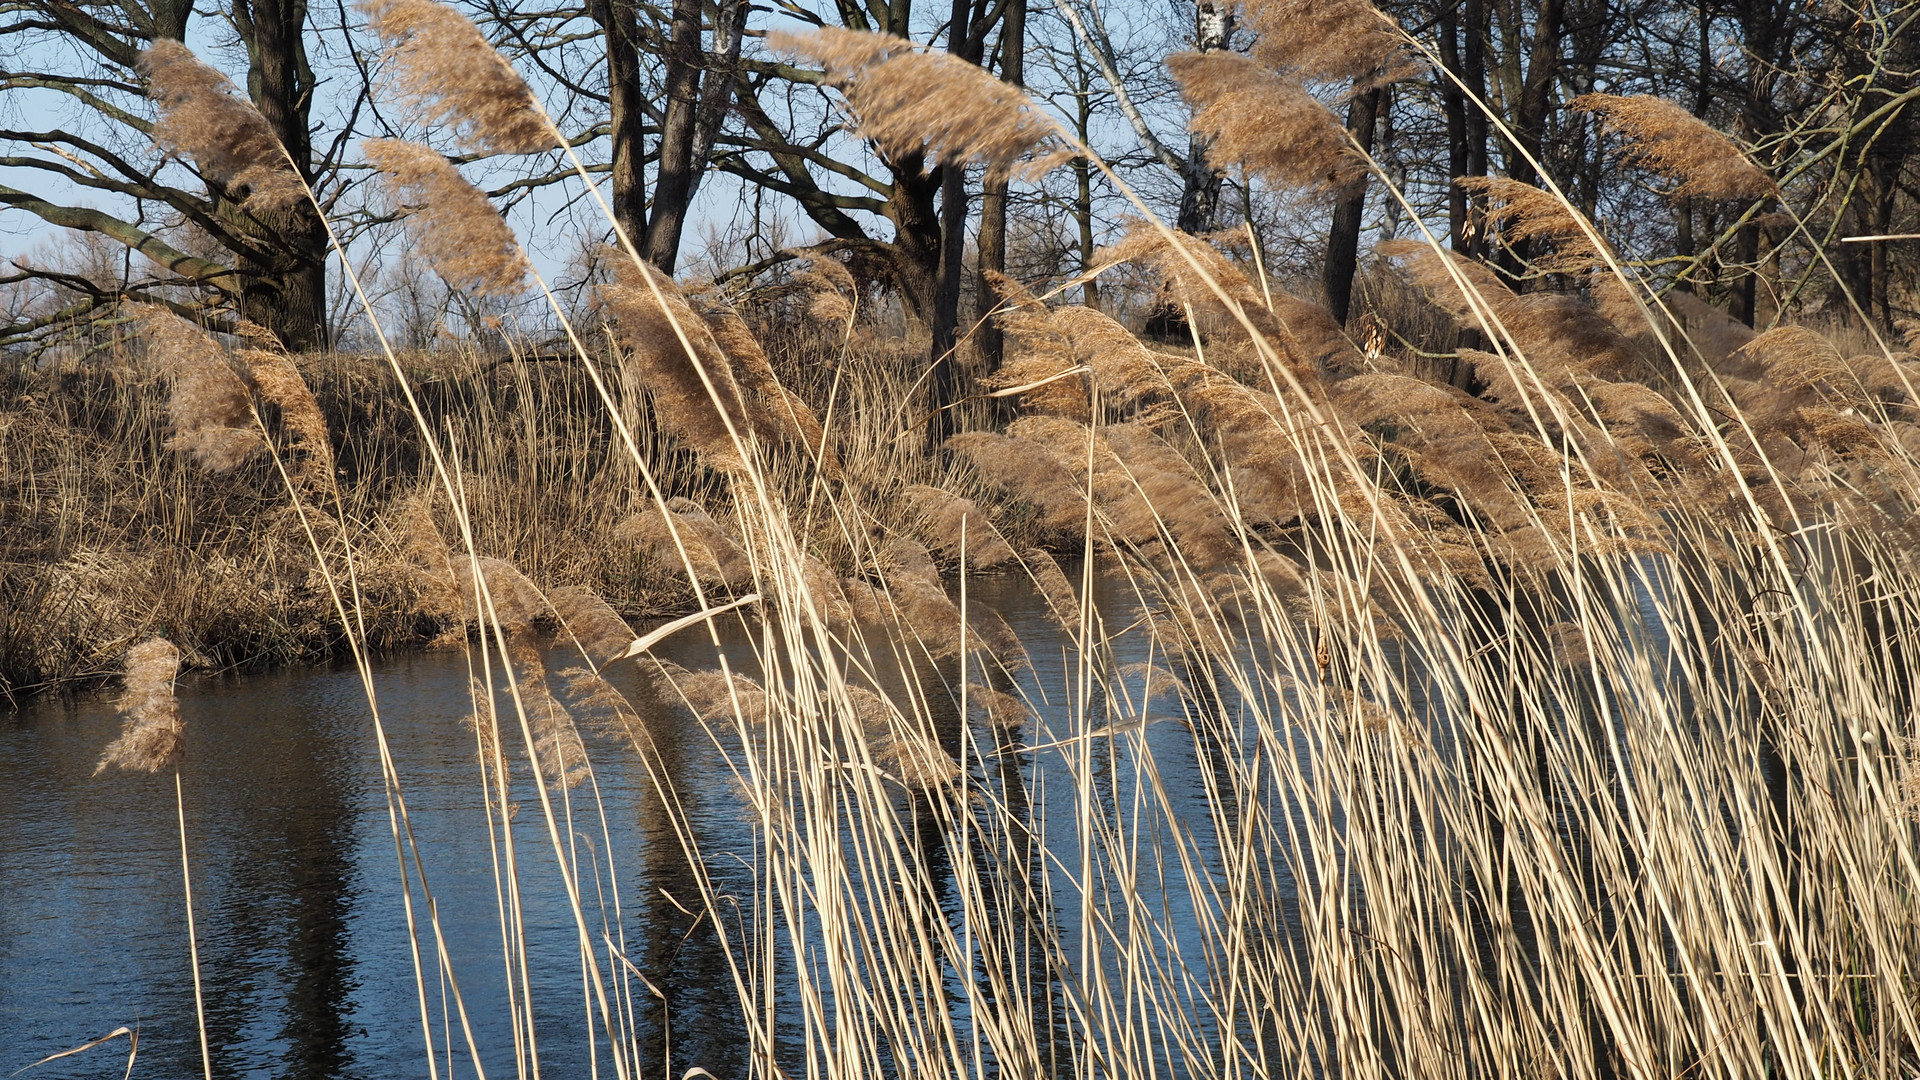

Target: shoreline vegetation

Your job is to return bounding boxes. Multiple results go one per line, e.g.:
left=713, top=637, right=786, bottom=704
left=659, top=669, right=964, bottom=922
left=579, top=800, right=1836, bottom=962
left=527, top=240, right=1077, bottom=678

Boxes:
left=13, top=0, right=1920, bottom=1076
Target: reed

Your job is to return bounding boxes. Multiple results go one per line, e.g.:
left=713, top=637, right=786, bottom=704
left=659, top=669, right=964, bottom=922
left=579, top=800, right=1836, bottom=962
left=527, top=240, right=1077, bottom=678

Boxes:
left=35, top=18, right=1920, bottom=1080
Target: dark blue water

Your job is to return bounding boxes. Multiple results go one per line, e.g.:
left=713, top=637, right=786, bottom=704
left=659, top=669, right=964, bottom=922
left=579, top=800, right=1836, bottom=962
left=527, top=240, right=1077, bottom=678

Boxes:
left=1, top=571, right=1233, bottom=1080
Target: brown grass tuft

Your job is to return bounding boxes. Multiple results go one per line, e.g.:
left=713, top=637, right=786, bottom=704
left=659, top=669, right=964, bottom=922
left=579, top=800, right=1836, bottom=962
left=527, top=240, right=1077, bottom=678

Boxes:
left=767, top=28, right=1067, bottom=177
left=140, top=40, right=306, bottom=212
left=363, top=139, right=530, bottom=297
left=358, top=0, right=553, bottom=154
left=1571, top=94, right=1775, bottom=202
left=1166, top=52, right=1363, bottom=194
left=96, top=638, right=184, bottom=774
left=617, top=499, right=754, bottom=590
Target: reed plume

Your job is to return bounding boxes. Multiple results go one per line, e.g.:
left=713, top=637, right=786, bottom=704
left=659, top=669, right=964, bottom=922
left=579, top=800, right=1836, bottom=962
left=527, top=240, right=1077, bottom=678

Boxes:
left=1572, top=93, right=1775, bottom=201
left=946, top=430, right=1088, bottom=540
left=140, top=40, right=306, bottom=212
left=1237, top=0, right=1413, bottom=84
left=702, top=307, right=838, bottom=474
left=1166, top=52, right=1362, bottom=193
left=767, top=28, right=1067, bottom=176
left=548, top=585, right=635, bottom=669
left=901, top=484, right=1016, bottom=569
left=457, top=555, right=548, bottom=634
left=1022, top=548, right=1082, bottom=632
left=358, top=0, right=553, bottom=154
left=240, top=347, right=338, bottom=499
left=136, top=306, right=265, bottom=472
left=1455, top=175, right=1602, bottom=268
left=96, top=639, right=184, bottom=774
left=505, top=637, right=588, bottom=789
left=363, top=139, right=530, bottom=296
left=599, top=259, right=754, bottom=468
left=617, top=499, right=754, bottom=590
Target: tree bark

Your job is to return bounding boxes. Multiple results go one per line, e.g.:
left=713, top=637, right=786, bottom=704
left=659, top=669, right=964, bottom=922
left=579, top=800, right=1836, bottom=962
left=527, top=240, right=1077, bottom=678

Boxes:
left=972, top=0, right=1026, bottom=374
left=233, top=0, right=326, bottom=349
left=929, top=0, right=991, bottom=438
left=642, top=0, right=703, bottom=270
left=1175, top=0, right=1231, bottom=234
left=590, top=0, right=649, bottom=252
left=1323, top=85, right=1381, bottom=326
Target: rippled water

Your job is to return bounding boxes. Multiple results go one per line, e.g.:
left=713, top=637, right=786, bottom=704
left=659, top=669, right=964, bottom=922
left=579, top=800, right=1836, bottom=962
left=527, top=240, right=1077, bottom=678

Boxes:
left=3, top=571, right=1214, bottom=1079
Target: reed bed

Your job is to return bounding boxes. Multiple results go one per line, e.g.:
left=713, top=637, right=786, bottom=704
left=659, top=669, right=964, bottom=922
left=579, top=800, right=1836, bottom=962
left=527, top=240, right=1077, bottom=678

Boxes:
left=32, top=9, right=1920, bottom=1079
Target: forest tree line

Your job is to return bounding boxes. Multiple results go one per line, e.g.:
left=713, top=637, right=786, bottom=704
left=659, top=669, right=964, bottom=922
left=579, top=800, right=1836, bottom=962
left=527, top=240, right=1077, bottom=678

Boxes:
left=1, top=0, right=1915, bottom=362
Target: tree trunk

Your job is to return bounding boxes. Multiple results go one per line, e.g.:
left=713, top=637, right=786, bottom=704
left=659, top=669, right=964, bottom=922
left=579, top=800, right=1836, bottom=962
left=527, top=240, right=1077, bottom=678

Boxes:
left=643, top=0, right=703, bottom=271
left=971, top=0, right=1026, bottom=375
left=233, top=0, right=326, bottom=349
left=929, top=0, right=991, bottom=438
left=1323, top=85, right=1381, bottom=327
left=589, top=0, right=649, bottom=253
left=1175, top=0, right=1231, bottom=233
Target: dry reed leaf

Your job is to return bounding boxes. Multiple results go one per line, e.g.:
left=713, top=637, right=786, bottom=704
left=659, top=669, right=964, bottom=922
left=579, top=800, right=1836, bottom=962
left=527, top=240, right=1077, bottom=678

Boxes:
left=363, top=138, right=530, bottom=297
left=1572, top=94, right=1774, bottom=202
left=96, top=638, right=184, bottom=774
left=767, top=27, right=1067, bottom=177
left=141, top=40, right=306, bottom=212
left=358, top=0, right=553, bottom=154
left=1166, top=52, right=1362, bottom=194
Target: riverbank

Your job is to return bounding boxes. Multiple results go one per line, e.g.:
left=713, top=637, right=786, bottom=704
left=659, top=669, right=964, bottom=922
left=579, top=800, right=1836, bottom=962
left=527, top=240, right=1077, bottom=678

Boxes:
left=0, top=322, right=982, bottom=702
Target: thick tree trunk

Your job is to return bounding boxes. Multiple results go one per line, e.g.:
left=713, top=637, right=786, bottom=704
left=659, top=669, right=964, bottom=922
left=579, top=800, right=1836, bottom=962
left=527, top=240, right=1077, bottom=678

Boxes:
left=643, top=0, right=703, bottom=271
left=1175, top=0, right=1231, bottom=234
left=971, top=0, right=1026, bottom=374
left=929, top=0, right=991, bottom=437
left=589, top=0, right=649, bottom=252
left=1323, top=85, right=1381, bottom=327
left=233, top=0, right=326, bottom=349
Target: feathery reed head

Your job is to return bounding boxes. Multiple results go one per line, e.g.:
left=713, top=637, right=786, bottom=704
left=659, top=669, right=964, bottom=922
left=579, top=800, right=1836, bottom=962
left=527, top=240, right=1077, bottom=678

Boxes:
left=902, top=484, right=1016, bottom=569
left=598, top=258, right=753, bottom=468
left=1455, top=175, right=1602, bottom=267
left=135, top=306, right=265, bottom=472
left=1167, top=51, right=1363, bottom=193
left=767, top=28, right=1068, bottom=177
left=241, top=348, right=338, bottom=499
left=549, top=586, right=635, bottom=669
left=141, top=40, right=307, bottom=212
left=458, top=555, right=548, bottom=634
left=1571, top=94, right=1775, bottom=201
left=96, top=638, right=184, bottom=774
left=364, top=138, right=530, bottom=296
left=358, top=0, right=553, bottom=154
left=1239, top=0, right=1415, bottom=84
